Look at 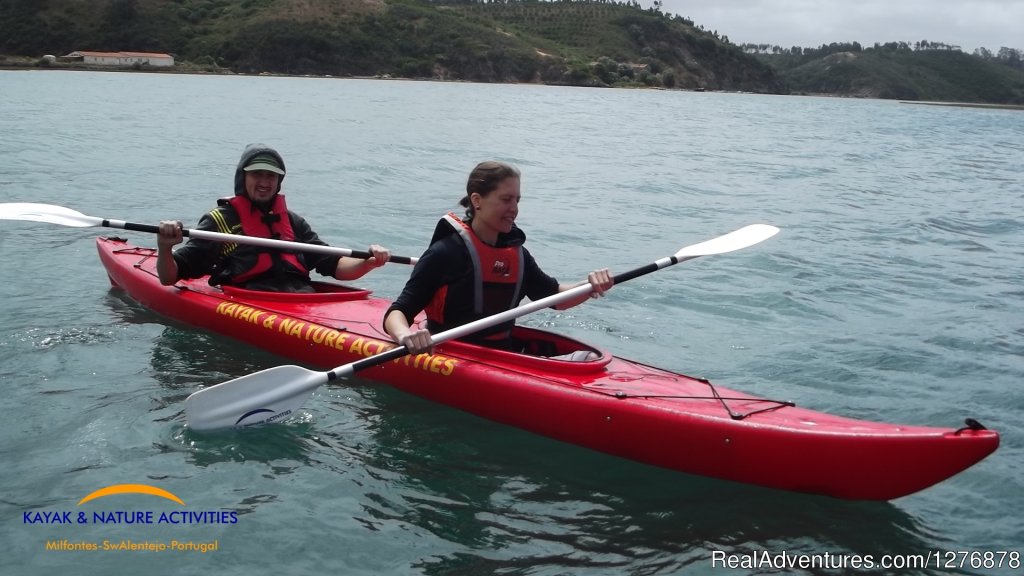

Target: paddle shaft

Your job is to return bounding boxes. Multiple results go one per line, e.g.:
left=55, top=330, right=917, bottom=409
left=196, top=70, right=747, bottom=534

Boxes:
left=0, top=202, right=416, bottom=265
left=101, top=218, right=417, bottom=265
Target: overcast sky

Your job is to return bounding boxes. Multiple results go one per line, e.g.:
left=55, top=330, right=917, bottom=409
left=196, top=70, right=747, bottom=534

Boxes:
left=648, top=0, right=1023, bottom=52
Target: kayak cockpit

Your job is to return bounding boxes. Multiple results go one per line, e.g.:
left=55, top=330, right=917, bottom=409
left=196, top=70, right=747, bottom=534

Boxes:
left=438, top=325, right=611, bottom=373
left=221, top=281, right=371, bottom=302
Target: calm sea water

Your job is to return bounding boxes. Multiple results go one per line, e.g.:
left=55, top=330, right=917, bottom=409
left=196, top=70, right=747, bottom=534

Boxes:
left=1, top=70, right=1022, bottom=575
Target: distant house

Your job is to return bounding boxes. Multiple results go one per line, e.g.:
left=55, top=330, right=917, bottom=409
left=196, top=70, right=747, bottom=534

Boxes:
left=62, top=51, right=174, bottom=67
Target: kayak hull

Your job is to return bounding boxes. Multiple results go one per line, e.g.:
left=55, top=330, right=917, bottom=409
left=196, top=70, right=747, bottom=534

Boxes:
left=96, top=237, right=998, bottom=500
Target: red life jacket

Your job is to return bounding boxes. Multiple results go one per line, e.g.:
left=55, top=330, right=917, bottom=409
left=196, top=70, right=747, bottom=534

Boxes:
left=425, top=212, right=524, bottom=339
left=227, top=194, right=309, bottom=284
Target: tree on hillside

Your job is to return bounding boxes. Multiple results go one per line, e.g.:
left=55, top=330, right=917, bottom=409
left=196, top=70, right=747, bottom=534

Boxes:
left=996, top=47, right=1022, bottom=69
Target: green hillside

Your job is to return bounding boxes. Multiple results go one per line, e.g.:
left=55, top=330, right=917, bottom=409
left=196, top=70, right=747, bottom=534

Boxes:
left=748, top=42, right=1024, bottom=104
left=0, top=0, right=782, bottom=91
left=3, top=0, right=1021, bottom=103
left=448, top=1, right=780, bottom=90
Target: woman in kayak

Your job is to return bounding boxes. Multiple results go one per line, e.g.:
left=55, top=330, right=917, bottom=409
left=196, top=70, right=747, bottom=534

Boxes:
left=155, top=143, right=391, bottom=292
left=384, top=161, right=613, bottom=355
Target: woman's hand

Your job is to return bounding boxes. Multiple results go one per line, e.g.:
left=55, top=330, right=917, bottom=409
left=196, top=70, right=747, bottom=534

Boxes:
left=365, top=244, right=390, bottom=268
left=398, top=327, right=433, bottom=355
left=587, top=268, right=613, bottom=297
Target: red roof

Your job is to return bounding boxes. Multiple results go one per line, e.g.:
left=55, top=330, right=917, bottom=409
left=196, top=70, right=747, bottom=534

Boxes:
left=69, top=51, right=121, bottom=58
left=67, top=51, right=173, bottom=59
left=119, top=52, right=173, bottom=59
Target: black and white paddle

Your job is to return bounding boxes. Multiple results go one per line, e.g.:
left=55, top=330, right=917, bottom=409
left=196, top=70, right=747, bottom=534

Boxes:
left=0, top=202, right=418, bottom=265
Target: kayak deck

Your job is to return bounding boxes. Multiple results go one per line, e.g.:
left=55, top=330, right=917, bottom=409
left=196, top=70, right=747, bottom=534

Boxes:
left=96, top=237, right=999, bottom=500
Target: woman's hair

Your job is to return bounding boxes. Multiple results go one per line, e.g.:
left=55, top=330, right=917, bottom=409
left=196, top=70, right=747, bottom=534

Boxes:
left=460, top=161, right=521, bottom=218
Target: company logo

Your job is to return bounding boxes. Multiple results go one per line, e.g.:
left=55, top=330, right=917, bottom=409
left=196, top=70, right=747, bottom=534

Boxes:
left=23, top=483, right=238, bottom=526
left=78, top=484, right=184, bottom=506
left=492, top=259, right=510, bottom=276
left=235, top=407, right=292, bottom=427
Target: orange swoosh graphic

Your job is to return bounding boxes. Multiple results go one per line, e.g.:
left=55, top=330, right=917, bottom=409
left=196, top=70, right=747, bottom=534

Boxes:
left=78, top=484, right=185, bottom=506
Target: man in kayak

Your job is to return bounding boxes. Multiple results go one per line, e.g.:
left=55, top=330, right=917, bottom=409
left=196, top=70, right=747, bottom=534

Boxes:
left=155, top=143, right=390, bottom=292
left=384, top=161, right=613, bottom=355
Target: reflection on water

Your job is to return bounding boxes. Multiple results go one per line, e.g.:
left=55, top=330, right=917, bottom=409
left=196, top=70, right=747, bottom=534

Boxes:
left=105, top=291, right=272, bottom=386
left=105, top=291, right=317, bottom=482
left=316, top=387, right=943, bottom=575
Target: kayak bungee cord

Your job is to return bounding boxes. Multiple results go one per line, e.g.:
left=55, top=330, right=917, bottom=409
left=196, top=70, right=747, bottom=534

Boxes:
left=608, top=392, right=795, bottom=420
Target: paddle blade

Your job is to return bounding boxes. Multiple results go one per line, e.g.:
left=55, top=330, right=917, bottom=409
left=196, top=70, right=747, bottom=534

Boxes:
left=674, top=224, right=779, bottom=259
left=0, top=202, right=102, bottom=228
left=184, top=365, right=325, bottom=432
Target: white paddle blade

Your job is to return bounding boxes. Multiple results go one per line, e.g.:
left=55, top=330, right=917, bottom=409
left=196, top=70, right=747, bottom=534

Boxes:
left=0, top=202, right=102, bottom=228
left=674, top=224, right=779, bottom=259
left=184, top=365, right=324, bottom=432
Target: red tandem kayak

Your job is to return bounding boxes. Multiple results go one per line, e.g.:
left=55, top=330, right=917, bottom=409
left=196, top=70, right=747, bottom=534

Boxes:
left=96, top=236, right=998, bottom=500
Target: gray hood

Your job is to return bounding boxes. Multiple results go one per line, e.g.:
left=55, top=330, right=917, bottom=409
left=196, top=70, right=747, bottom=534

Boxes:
left=234, top=143, right=286, bottom=197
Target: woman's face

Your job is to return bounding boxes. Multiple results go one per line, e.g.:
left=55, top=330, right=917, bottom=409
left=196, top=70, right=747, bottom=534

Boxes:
left=472, top=177, right=521, bottom=237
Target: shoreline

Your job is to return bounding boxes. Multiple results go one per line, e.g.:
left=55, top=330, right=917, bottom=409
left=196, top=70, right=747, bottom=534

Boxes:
left=899, top=100, right=1024, bottom=111
left=4, top=58, right=1022, bottom=108
left=0, top=58, right=706, bottom=93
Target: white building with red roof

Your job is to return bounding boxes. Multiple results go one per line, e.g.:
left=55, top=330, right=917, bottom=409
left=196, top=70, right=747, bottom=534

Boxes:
left=64, top=51, right=174, bottom=67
